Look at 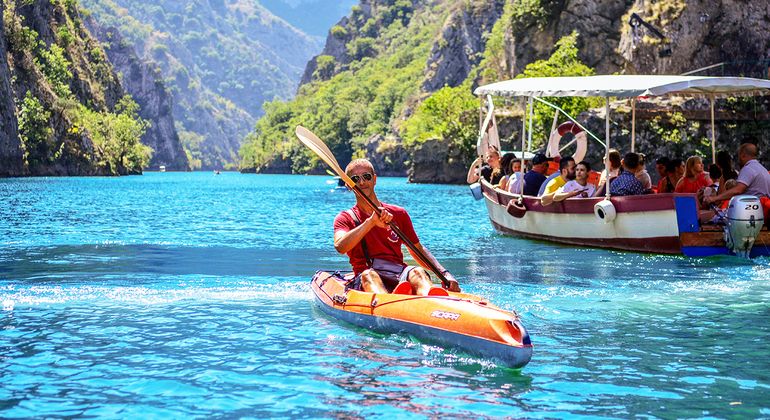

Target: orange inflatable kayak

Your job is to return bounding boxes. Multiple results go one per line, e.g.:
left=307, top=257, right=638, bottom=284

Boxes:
left=311, top=271, right=533, bottom=368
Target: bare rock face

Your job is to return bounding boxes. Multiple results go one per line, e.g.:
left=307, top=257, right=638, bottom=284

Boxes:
left=559, top=0, right=631, bottom=73
left=0, top=0, right=24, bottom=176
left=85, top=19, right=189, bottom=171
left=5, top=1, right=106, bottom=176
left=503, top=0, right=632, bottom=77
left=408, top=139, right=470, bottom=184
left=364, top=134, right=408, bottom=176
left=619, top=0, right=770, bottom=76
left=423, top=1, right=505, bottom=91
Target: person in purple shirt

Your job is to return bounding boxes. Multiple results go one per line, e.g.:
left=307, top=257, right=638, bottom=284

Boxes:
left=609, top=152, right=645, bottom=196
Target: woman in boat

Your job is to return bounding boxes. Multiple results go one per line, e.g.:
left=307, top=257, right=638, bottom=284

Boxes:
left=467, top=146, right=503, bottom=185
left=594, top=149, right=622, bottom=196
left=635, top=153, right=653, bottom=191
left=716, top=150, right=739, bottom=190
left=655, top=157, right=670, bottom=192
left=498, top=153, right=523, bottom=192
left=675, top=156, right=712, bottom=194
left=658, top=158, right=684, bottom=193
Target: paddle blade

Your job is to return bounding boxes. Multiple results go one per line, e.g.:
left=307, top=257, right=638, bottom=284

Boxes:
left=295, top=126, right=355, bottom=188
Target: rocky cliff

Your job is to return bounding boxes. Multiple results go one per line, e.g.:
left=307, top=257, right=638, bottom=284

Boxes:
left=85, top=18, right=189, bottom=171
left=0, top=0, right=23, bottom=176
left=422, top=0, right=505, bottom=92
left=0, top=0, right=165, bottom=176
left=618, top=0, right=770, bottom=77
left=2, top=0, right=112, bottom=176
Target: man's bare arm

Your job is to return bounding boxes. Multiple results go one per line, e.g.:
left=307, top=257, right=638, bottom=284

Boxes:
left=705, top=183, right=747, bottom=205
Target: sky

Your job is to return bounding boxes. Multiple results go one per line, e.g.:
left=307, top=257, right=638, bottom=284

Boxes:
left=260, top=0, right=358, bottom=38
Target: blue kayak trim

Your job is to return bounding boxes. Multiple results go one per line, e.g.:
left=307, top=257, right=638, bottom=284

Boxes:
left=314, top=294, right=533, bottom=369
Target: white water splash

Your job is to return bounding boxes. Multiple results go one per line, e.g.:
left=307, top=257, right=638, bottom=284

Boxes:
left=0, top=281, right=313, bottom=307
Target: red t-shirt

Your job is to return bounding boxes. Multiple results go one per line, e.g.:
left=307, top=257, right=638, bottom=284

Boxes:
left=657, top=176, right=675, bottom=193
left=333, top=203, right=419, bottom=275
left=675, top=172, right=712, bottom=194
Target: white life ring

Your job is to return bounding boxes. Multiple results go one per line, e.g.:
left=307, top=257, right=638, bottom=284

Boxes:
left=547, top=121, right=587, bottom=162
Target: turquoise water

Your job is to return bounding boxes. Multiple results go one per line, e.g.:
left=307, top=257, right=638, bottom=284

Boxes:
left=1, top=172, right=768, bottom=418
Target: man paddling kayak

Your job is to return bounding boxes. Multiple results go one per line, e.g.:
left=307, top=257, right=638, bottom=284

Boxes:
left=333, top=158, right=460, bottom=295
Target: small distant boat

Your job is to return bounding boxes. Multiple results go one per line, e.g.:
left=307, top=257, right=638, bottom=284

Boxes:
left=311, top=270, right=533, bottom=368
left=159, top=165, right=166, bottom=172
left=328, top=176, right=349, bottom=192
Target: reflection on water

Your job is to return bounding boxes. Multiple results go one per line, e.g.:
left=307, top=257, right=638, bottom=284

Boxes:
left=1, top=173, right=769, bottom=417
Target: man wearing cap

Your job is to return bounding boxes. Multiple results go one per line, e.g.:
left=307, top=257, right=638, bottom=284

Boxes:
left=523, top=153, right=551, bottom=196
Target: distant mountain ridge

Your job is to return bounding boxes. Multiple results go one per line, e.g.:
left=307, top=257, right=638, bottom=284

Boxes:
left=81, top=0, right=323, bottom=169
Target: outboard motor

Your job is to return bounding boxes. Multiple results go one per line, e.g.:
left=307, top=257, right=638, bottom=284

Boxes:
left=724, top=195, right=764, bottom=258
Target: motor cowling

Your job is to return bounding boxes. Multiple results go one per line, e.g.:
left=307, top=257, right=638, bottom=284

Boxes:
left=724, top=195, right=764, bottom=258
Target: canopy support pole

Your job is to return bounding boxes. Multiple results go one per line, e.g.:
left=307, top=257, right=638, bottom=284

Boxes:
left=517, top=97, right=528, bottom=196
left=605, top=97, right=611, bottom=200
left=631, top=98, right=636, bottom=152
left=710, top=95, right=716, bottom=163
left=527, top=96, right=534, bottom=152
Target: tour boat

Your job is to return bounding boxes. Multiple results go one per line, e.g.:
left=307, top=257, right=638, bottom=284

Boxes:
left=311, top=270, right=533, bottom=368
left=470, top=75, right=770, bottom=257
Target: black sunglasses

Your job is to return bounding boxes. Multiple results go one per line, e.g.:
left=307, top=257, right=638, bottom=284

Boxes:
left=350, top=173, right=373, bottom=183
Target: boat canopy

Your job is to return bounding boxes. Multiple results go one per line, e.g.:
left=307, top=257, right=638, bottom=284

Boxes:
left=474, top=75, right=770, bottom=99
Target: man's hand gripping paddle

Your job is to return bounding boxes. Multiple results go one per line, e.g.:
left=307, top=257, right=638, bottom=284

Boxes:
left=295, top=125, right=458, bottom=291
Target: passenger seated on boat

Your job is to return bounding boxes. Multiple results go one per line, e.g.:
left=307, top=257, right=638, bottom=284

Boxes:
left=333, top=158, right=460, bottom=295
left=699, top=179, right=738, bottom=224
left=542, top=161, right=596, bottom=205
left=466, top=146, right=503, bottom=185
left=704, top=143, right=770, bottom=220
left=675, top=156, right=712, bottom=194
left=708, top=164, right=722, bottom=190
left=542, top=157, right=576, bottom=195
left=507, top=158, right=526, bottom=194
left=498, top=152, right=521, bottom=191
left=523, top=153, right=551, bottom=196
left=655, top=156, right=670, bottom=192
left=635, top=153, right=653, bottom=191
left=598, top=149, right=622, bottom=186
left=658, top=158, right=684, bottom=193
left=716, top=149, right=739, bottom=190
left=561, top=161, right=596, bottom=198
left=607, top=152, right=646, bottom=197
